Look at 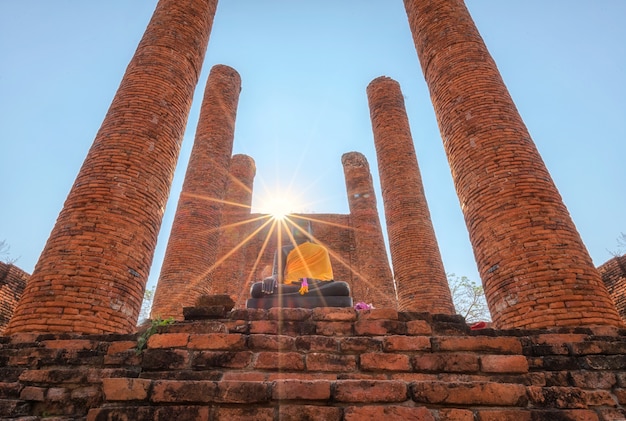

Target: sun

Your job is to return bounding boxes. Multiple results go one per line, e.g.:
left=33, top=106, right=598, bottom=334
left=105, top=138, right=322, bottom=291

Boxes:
left=259, top=195, right=298, bottom=220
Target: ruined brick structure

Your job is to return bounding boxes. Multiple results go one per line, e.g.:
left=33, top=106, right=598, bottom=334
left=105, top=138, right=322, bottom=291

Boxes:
left=5, top=0, right=219, bottom=335
left=341, top=152, right=397, bottom=309
left=0, top=262, right=29, bottom=334
left=151, top=64, right=242, bottom=320
left=368, top=76, right=454, bottom=314
left=3, top=0, right=626, bottom=418
left=3, top=0, right=622, bottom=343
left=210, top=154, right=257, bottom=304
left=1, top=309, right=626, bottom=419
left=403, top=0, right=622, bottom=329
left=598, top=255, right=626, bottom=322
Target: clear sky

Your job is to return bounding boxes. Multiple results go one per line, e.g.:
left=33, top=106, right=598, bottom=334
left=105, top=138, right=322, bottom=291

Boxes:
left=1, top=1, right=625, bottom=297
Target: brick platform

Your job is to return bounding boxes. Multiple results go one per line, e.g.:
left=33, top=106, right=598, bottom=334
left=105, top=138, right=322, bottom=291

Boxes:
left=1, top=308, right=625, bottom=420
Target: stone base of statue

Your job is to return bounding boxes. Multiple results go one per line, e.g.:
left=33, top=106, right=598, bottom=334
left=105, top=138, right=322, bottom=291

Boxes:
left=245, top=280, right=353, bottom=309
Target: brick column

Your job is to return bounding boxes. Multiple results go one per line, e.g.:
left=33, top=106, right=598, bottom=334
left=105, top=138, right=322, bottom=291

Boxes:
left=342, top=152, right=396, bottom=309
left=151, top=64, right=241, bottom=320
left=0, top=263, right=29, bottom=335
left=367, top=76, right=454, bottom=314
left=212, top=154, right=257, bottom=305
left=6, top=0, right=218, bottom=334
left=403, top=0, right=622, bottom=328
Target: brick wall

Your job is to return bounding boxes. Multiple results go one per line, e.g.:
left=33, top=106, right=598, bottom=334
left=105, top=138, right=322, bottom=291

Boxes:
left=598, top=255, right=626, bottom=322
left=1, top=309, right=625, bottom=419
left=6, top=0, right=219, bottom=335
left=152, top=65, right=242, bottom=320
left=0, top=263, right=29, bottom=334
left=368, top=76, right=454, bottom=314
left=403, top=0, right=622, bottom=329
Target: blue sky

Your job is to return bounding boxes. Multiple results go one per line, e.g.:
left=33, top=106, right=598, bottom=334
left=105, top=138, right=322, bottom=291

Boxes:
left=1, top=1, right=625, bottom=296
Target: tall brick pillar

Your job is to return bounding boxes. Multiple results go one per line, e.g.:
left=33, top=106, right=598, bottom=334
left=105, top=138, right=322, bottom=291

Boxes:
left=342, top=152, right=396, bottom=309
left=367, top=76, right=454, bottom=314
left=151, top=64, right=241, bottom=320
left=211, top=154, right=257, bottom=306
left=403, top=0, right=622, bottom=328
left=6, top=0, right=219, bottom=334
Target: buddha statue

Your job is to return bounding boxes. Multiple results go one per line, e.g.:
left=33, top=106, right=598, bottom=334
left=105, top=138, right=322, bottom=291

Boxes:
left=245, top=219, right=352, bottom=309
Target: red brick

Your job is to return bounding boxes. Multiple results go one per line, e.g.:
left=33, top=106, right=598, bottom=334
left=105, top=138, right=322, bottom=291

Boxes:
left=215, top=407, right=273, bottom=421
left=216, top=381, right=271, bottom=403
left=254, top=352, right=305, bottom=370
left=345, top=405, right=434, bottom=420
left=312, top=307, right=357, bottom=321
left=103, top=378, right=151, bottom=401
left=147, top=333, right=189, bottom=348
left=406, top=319, right=433, bottom=335
left=306, top=353, right=357, bottom=372
left=476, top=410, right=531, bottom=421
left=355, top=319, right=404, bottom=335
left=272, top=379, right=331, bottom=400
left=41, top=339, right=95, bottom=350
left=360, top=353, right=411, bottom=371
left=357, top=309, right=399, bottom=320
left=187, top=333, right=245, bottom=350
left=334, top=380, right=407, bottom=402
left=438, top=408, right=474, bottom=421
left=249, top=320, right=279, bottom=334
left=434, top=336, right=522, bottom=353
left=384, top=335, right=431, bottom=351
left=249, top=334, right=295, bottom=350
left=412, top=353, right=479, bottom=372
left=151, top=380, right=217, bottom=403
left=411, top=381, right=526, bottom=405
left=480, top=355, right=528, bottom=373
left=315, top=321, right=353, bottom=336
left=278, top=405, right=342, bottom=421
left=19, top=386, right=45, bottom=401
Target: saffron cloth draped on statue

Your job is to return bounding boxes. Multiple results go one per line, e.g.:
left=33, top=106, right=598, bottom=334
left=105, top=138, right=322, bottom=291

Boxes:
left=284, top=242, right=334, bottom=283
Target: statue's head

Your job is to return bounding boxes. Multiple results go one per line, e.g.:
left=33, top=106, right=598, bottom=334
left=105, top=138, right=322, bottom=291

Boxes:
left=291, top=218, right=312, bottom=244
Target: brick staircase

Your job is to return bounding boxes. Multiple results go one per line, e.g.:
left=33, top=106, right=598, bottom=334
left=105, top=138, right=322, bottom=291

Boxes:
left=1, top=307, right=626, bottom=420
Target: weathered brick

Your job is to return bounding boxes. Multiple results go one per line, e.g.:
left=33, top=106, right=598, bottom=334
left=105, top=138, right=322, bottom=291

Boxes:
left=526, top=386, right=586, bottom=409
left=412, top=353, right=479, bottom=372
left=384, top=335, right=431, bottom=351
left=406, top=319, right=433, bottom=335
left=340, top=337, right=382, bottom=353
left=295, top=335, right=338, bottom=352
left=360, top=353, right=411, bottom=371
left=215, top=406, right=273, bottom=421
left=103, top=378, right=151, bottom=401
left=187, top=333, right=245, bottom=350
left=312, top=307, right=357, bottom=321
left=480, top=355, right=528, bottom=373
left=146, top=333, right=189, bottom=349
left=438, top=408, right=474, bottom=421
left=306, top=353, right=357, bottom=372
left=475, top=409, right=531, bottom=421
left=355, top=319, right=406, bottom=336
left=151, top=380, right=216, bottom=403
left=278, top=405, right=342, bottom=421
left=334, top=380, right=407, bottom=402
left=411, top=381, right=526, bottom=405
left=434, top=336, right=522, bottom=353
left=192, top=351, right=252, bottom=369
left=315, top=321, right=353, bottom=336
left=19, top=386, right=45, bottom=401
left=272, top=379, right=331, bottom=400
left=254, top=352, right=305, bottom=370
left=345, top=405, right=434, bottom=420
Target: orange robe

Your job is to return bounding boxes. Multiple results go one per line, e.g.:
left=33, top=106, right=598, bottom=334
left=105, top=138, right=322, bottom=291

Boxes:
left=284, top=241, right=334, bottom=284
